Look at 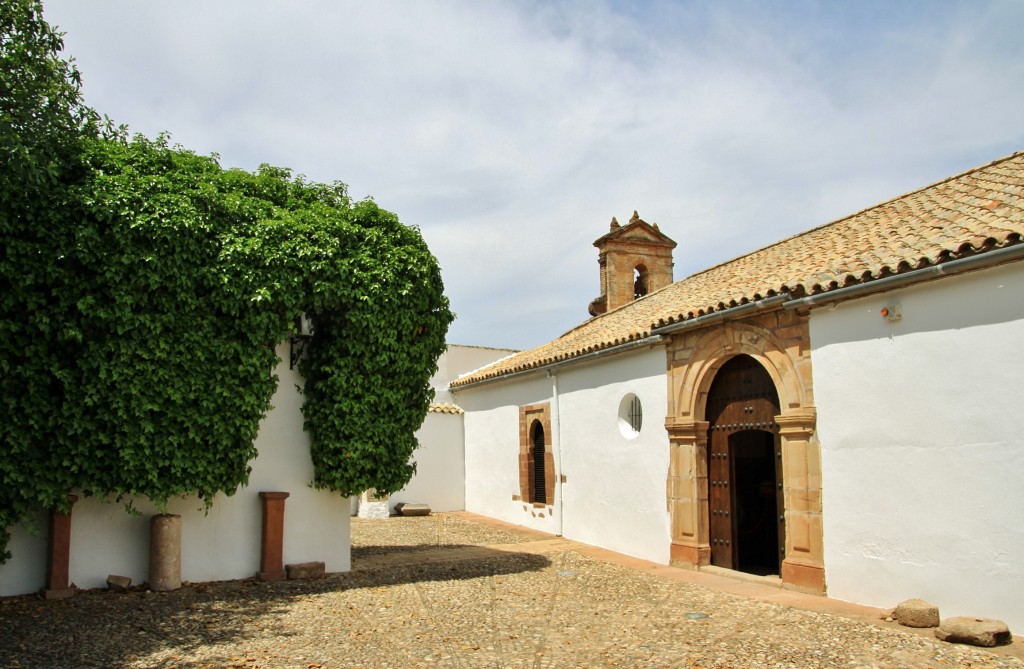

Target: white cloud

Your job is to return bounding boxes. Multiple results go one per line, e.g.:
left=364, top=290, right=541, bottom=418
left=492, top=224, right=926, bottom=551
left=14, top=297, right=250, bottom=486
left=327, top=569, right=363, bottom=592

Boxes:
left=43, top=0, right=1024, bottom=349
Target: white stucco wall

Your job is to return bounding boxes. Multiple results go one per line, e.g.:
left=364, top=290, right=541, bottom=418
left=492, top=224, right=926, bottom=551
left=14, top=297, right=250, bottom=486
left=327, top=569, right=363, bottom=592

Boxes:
left=457, top=345, right=671, bottom=562
left=382, top=344, right=517, bottom=515
left=432, top=344, right=518, bottom=402
left=390, top=412, right=466, bottom=512
left=811, top=261, right=1024, bottom=632
left=0, top=343, right=350, bottom=596
left=459, top=373, right=561, bottom=535
left=557, top=346, right=671, bottom=564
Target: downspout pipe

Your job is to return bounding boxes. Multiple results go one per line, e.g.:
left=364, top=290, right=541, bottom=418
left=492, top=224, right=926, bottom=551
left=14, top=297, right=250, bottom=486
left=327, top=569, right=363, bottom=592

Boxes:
left=782, top=243, right=1024, bottom=311
left=649, top=293, right=791, bottom=337
left=548, top=369, right=564, bottom=537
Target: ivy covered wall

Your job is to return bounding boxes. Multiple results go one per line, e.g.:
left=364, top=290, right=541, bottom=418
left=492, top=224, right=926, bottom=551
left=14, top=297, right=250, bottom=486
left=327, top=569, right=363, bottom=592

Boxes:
left=0, top=1, right=453, bottom=563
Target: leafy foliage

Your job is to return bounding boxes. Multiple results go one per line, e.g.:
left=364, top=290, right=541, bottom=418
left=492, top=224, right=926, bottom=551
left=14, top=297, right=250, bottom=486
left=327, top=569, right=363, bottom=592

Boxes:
left=0, top=3, right=453, bottom=564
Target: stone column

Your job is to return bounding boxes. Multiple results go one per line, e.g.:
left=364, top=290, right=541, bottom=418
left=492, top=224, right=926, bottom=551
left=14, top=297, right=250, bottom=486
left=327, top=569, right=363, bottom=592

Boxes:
left=42, top=494, right=78, bottom=600
left=258, top=491, right=290, bottom=581
left=776, top=412, right=825, bottom=593
left=666, top=419, right=710, bottom=567
left=149, top=514, right=182, bottom=591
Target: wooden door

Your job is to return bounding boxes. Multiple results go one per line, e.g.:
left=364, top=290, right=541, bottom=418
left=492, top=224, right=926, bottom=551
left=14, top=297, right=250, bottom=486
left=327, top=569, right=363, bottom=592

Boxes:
left=705, top=355, right=784, bottom=572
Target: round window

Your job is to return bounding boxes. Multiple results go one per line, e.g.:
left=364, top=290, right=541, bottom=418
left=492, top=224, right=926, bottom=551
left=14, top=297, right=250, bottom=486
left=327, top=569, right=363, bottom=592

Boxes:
left=618, top=393, right=643, bottom=439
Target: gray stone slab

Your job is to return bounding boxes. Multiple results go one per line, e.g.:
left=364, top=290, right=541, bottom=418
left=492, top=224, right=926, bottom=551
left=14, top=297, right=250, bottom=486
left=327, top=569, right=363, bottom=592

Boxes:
left=395, top=502, right=431, bottom=516
left=935, top=616, right=1012, bottom=647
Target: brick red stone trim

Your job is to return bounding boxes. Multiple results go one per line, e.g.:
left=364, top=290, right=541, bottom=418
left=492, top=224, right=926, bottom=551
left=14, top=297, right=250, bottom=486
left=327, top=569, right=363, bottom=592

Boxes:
left=519, top=403, right=554, bottom=506
left=258, top=491, right=290, bottom=581
left=42, top=494, right=78, bottom=600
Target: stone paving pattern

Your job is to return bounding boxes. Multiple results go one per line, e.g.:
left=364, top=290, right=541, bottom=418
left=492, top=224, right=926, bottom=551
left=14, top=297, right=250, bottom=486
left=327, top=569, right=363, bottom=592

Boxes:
left=1, top=512, right=1019, bottom=668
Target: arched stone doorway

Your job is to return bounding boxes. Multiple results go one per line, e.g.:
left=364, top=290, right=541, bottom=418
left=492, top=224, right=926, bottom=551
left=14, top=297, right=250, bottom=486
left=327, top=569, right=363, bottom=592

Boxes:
left=664, top=313, right=824, bottom=593
left=705, top=355, right=784, bottom=574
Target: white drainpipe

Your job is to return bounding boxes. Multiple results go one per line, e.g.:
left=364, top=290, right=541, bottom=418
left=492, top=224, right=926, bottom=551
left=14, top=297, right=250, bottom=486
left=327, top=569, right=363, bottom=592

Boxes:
left=548, top=369, right=564, bottom=537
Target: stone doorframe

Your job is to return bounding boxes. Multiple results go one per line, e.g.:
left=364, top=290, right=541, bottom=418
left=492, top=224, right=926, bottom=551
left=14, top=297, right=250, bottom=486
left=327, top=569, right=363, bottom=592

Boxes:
left=664, top=309, right=824, bottom=593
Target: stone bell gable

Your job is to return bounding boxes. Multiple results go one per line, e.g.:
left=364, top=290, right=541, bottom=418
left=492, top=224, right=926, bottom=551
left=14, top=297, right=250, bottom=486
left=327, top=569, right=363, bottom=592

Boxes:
left=589, top=212, right=677, bottom=316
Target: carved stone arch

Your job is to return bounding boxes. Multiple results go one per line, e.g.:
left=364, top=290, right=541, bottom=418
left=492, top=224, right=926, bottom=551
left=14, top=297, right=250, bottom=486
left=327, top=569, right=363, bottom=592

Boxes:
left=664, top=310, right=823, bottom=594
left=675, top=321, right=810, bottom=422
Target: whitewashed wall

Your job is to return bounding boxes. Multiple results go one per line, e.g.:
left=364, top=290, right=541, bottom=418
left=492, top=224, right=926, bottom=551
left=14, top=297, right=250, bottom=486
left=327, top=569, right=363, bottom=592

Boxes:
left=457, top=345, right=671, bottom=562
left=811, top=261, right=1024, bottom=633
left=557, top=345, right=671, bottom=564
left=391, top=411, right=465, bottom=512
left=458, top=373, right=561, bottom=535
left=431, top=345, right=518, bottom=405
left=0, top=342, right=350, bottom=596
left=384, top=345, right=517, bottom=515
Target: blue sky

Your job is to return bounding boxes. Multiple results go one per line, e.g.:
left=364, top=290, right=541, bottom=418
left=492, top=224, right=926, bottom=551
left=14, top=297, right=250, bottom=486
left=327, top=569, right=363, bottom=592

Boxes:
left=43, top=0, right=1024, bottom=350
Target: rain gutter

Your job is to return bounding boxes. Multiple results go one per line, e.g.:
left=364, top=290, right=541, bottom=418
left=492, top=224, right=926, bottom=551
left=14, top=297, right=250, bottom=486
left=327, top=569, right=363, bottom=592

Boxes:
left=649, top=293, right=792, bottom=337
left=782, top=243, right=1024, bottom=311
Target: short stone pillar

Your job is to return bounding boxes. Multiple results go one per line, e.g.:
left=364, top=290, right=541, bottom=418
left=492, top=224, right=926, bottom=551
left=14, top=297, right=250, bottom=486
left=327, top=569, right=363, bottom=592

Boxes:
left=149, top=514, right=182, bottom=591
left=258, top=492, right=290, bottom=581
left=357, top=489, right=390, bottom=519
left=42, top=494, right=78, bottom=600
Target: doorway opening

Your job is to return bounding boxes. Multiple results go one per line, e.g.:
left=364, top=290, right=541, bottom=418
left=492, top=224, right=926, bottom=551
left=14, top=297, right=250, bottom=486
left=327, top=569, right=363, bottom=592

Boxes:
left=731, top=430, right=780, bottom=574
left=705, top=355, right=784, bottom=575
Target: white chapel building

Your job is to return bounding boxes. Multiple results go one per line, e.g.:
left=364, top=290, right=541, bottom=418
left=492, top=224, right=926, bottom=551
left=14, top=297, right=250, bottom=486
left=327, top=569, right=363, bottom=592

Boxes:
left=449, top=150, right=1024, bottom=632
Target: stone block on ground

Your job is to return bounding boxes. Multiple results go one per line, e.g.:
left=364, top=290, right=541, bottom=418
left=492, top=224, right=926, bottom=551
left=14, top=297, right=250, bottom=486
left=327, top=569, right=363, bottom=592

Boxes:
left=395, top=502, right=431, bottom=516
left=107, top=575, right=132, bottom=592
left=935, top=616, right=1012, bottom=647
left=894, top=598, right=940, bottom=628
left=41, top=587, right=75, bottom=600
left=286, top=561, right=326, bottom=580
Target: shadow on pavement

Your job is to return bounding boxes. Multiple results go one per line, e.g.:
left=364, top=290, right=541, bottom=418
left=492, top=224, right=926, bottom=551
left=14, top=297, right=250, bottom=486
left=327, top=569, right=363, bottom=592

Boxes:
left=0, top=547, right=551, bottom=668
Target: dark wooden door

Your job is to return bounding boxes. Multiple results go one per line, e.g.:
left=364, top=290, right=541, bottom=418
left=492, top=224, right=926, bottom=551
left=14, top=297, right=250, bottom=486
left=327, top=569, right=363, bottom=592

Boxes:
left=705, top=355, right=784, bottom=572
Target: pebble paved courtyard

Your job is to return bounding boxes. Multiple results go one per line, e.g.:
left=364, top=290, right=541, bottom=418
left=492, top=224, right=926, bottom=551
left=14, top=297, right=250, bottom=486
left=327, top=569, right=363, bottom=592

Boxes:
left=1, top=513, right=1019, bottom=668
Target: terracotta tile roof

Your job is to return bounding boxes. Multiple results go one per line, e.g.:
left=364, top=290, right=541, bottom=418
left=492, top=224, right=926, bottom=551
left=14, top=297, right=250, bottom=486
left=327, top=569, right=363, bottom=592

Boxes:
left=453, top=151, right=1024, bottom=388
left=428, top=402, right=464, bottom=415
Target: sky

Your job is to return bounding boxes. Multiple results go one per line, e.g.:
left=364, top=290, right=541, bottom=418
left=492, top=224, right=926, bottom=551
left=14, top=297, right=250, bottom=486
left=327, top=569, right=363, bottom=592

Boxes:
left=41, top=0, right=1024, bottom=351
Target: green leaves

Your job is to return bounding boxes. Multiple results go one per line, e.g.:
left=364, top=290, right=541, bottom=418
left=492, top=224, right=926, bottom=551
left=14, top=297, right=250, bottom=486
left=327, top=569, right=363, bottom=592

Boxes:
left=0, top=130, right=453, bottom=564
left=298, top=206, right=452, bottom=496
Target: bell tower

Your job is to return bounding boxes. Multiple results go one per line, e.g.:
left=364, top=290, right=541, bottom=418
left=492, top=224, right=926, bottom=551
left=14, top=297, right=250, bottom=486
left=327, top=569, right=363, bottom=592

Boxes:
left=588, top=211, right=676, bottom=317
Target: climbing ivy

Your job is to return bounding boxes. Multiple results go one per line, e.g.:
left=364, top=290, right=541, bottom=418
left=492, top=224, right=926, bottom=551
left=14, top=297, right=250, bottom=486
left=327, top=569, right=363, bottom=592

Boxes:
left=0, top=2, right=453, bottom=563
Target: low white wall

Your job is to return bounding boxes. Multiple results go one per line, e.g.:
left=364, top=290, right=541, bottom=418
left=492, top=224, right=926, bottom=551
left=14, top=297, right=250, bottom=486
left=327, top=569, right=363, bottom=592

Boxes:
left=0, top=509, right=47, bottom=596
left=379, top=345, right=516, bottom=515
left=812, top=262, right=1024, bottom=632
left=431, top=344, right=518, bottom=405
left=390, top=411, right=466, bottom=512
left=0, top=343, right=350, bottom=595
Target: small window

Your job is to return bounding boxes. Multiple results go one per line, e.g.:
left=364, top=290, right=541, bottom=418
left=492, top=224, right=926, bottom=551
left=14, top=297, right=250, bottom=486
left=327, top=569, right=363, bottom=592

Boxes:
left=618, top=393, right=643, bottom=439
left=519, top=403, right=554, bottom=505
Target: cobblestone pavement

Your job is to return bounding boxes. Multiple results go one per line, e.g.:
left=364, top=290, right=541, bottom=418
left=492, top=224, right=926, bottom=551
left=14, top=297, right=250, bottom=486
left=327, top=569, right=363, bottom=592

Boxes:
left=1, top=513, right=1019, bottom=668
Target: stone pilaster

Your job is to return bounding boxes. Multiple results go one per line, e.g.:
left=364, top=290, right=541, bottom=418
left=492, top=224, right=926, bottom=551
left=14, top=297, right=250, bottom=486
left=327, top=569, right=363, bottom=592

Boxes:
left=42, top=494, right=78, bottom=600
left=776, top=412, right=825, bottom=593
left=258, top=491, right=290, bottom=581
left=666, top=419, right=710, bottom=567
